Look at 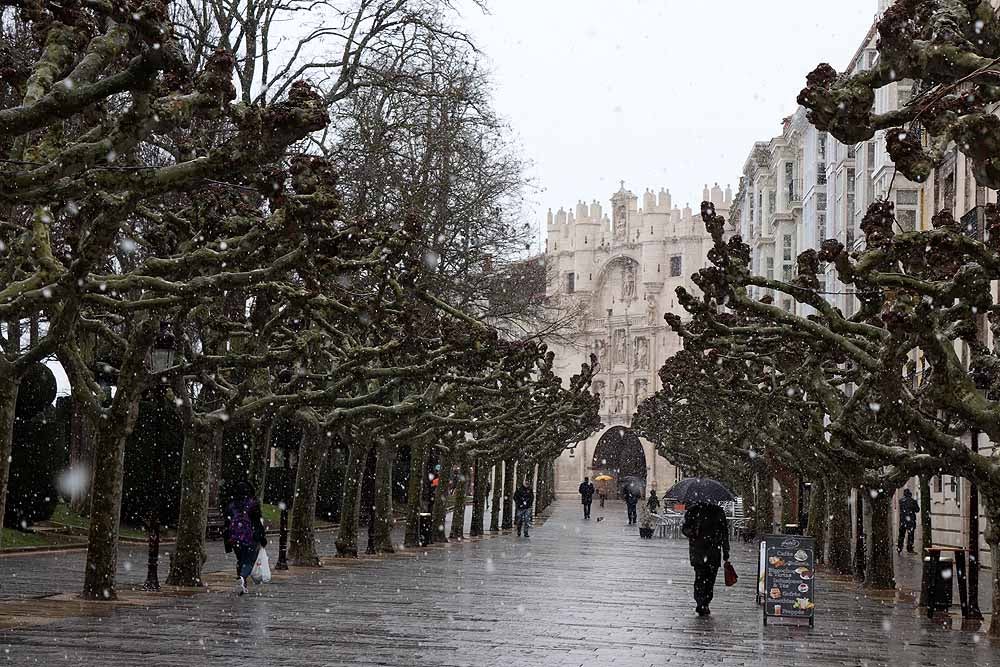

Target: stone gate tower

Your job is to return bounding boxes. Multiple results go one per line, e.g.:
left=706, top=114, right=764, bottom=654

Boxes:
left=543, top=182, right=733, bottom=495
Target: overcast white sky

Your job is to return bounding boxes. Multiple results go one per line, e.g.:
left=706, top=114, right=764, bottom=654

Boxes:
left=460, top=0, right=877, bottom=249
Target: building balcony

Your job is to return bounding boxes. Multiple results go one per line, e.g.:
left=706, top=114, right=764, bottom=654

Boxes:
left=786, top=179, right=803, bottom=208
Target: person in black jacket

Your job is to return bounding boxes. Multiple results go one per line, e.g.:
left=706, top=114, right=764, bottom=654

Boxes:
left=513, top=481, right=534, bottom=537
left=623, top=487, right=639, bottom=525
left=578, top=477, right=595, bottom=519
left=897, top=488, right=920, bottom=554
left=681, top=501, right=731, bottom=616
left=647, top=489, right=660, bottom=513
left=223, top=480, right=267, bottom=596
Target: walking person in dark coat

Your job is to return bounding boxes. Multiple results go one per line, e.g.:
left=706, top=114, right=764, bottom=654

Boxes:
left=897, top=488, right=920, bottom=554
left=647, top=489, right=660, bottom=514
left=681, top=501, right=731, bottom=616
left=223, top=480, right=267, bottom=596
left=623, top=487, right=639, bottom=525
left=578, top=477, right=595, bottom=519
left=514, top=481, right=534, bottom=537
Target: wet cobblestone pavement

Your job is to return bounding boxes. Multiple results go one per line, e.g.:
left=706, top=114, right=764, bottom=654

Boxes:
left=0, top=500, right=997, bottom=666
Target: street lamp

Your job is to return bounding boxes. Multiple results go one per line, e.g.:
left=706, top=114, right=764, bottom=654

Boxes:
left=271, top=416, right=298, bottom=572
left=275, top=445, right=293, bottom=571
left=142, top=323, right=175, bottom=592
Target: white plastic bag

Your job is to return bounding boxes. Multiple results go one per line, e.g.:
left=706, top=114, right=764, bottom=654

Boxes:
left=250, top=547, right=272, bottom=584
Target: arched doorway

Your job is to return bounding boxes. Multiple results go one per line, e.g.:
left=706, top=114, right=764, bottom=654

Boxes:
left=591, top=427, right=647, bottom=498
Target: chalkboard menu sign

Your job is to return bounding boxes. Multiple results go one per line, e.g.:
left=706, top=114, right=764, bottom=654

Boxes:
left=761, top=535, right=815, bottom=626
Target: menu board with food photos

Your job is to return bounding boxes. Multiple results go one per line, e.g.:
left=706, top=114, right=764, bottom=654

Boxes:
left=761, top=535, right=815, bottom=626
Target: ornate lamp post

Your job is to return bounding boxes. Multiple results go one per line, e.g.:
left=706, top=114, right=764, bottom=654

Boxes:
left=142, top=323, right=175, bottom=592
left=275, top=447, right=292, bottom=571
left=273, top=424, right=298, bottom=571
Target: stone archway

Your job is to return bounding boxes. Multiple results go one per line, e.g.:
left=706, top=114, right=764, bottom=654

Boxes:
left=591, top=426, right=647, bottom=497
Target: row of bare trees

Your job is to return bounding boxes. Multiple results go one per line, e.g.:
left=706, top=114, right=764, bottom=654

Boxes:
left=0, top=0, right=598, bottom=601
left=636, top=0, right=1000, bottom=636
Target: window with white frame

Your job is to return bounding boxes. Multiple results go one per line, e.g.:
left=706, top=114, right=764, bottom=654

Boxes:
left=783, top=234, right=793, bottom=262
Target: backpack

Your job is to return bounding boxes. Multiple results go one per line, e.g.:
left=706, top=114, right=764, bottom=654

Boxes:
left=227, top=498, right=256, bottom=545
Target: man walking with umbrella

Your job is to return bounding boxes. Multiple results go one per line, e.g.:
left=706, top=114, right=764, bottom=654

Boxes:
left=670, top=478, right=734, bottom=617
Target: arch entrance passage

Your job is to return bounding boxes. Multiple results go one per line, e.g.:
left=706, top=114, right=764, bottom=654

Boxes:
left=590, top=426, right=646, bottom=498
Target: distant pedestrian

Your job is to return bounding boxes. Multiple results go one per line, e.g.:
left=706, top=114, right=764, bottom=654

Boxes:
left=897, top=488, right=920, bottom=554
left=681, top=501, right=731, bottom=616
left=599, top=490, right=607, bottom=508
left=623, top=487, right=639, bottom=525
left=224, top=480, right=267, bottom=596
left=579, top=477, right=596, bottom=519
left=647, top=489, right=660, bottom=514
left=514, top=480, right=534, bottom=537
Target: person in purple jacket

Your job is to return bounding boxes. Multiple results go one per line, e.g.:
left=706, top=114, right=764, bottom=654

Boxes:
left=223, top=480, right=267, bottom=595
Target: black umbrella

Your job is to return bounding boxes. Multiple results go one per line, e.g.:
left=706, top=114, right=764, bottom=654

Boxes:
left=664, top=477, right=734, bottom=504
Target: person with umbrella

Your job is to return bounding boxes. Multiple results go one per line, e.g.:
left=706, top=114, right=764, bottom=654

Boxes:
left=670, top=478, right=734, bottom=616
left=594, top=474, right=612, bottom=507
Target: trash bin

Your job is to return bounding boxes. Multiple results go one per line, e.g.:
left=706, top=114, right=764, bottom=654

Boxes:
left=922, top=557, right=954, bottom=612
left=782, top=524, right=802, bottom=535
left=417, top=513, right=433, bottom=547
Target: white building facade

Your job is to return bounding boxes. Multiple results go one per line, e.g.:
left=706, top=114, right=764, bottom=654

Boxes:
left=732, top=0, right=998, bottom=570
left=543, top=183, right=734, bottom=494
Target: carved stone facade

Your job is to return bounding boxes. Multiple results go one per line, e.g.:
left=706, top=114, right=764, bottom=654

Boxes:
left=544, top=182, right=733, bottom=493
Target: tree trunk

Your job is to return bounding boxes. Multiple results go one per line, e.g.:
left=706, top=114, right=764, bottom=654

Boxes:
left=806, top=478, right=827, bottom=565
left=0, top=377, right=20, bottom=536
left=250, top=415, right=275, bottom=502
left=530, top=462, right=539, bottom=516
left=335, top=440, right=368, bottom=557
left=985, top=504, right=1000, bottom=637
left=79, top=312, right=155, bottom=601
left=166, top=426, right=218, bottom=587
left=207, top=429, right=223, bottom=514
left=288, top=420, right=327, bottom=566
left=371, top=439, right=397, bottom=553
left=490, top=462, right=502, bottom=532
left=69, top=333, right=96, bottom=513
left=779, top=479, right=798, bottom=527
left=81, top=413, right=138, bottom=599
left=827, top=479, right=853, bottom=575
left=403, top=440, right=428, bottom=548
left=449, top=455, right=471, bottom=540
left=535, top=460, right=548, bottom=513
left=865, top=487, right=895, bottom=589
left=544, top=460, right=555, bottom=509
left=469, top=457, right=487, bottom=537
left=501, top=458, right=515, bottom=530
left=853, top=488, right=867, bottom=581
left=431, top=448, right=453, bottom=543
left=517, top=459, right=530, bottom=487
left=755, top=473, right=775, bottom=536
left=919, top=475, right=933, bottom=551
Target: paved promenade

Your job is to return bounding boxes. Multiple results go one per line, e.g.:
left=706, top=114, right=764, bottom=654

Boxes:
left=0, top=500, right=997, bottom=666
